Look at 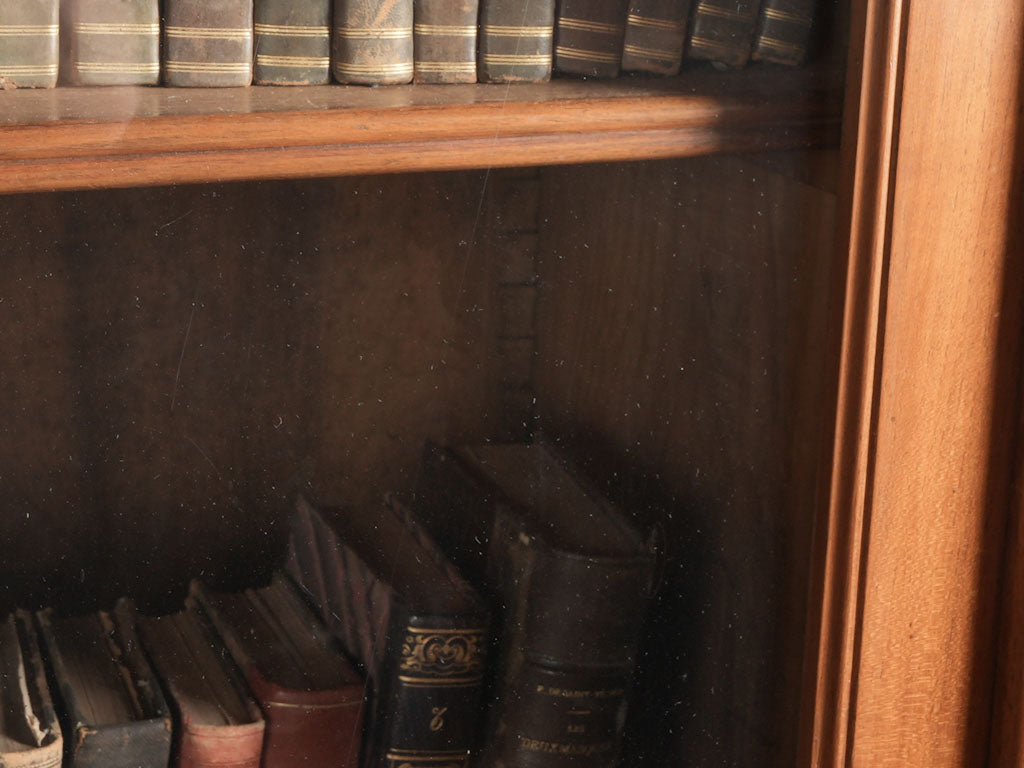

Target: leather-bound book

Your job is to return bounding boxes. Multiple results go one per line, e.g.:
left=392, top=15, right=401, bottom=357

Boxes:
left=285, top=495, right=488, bottom=768
left=36, top=605, right=172, bottom=768
left=477, top=0, right=554, bottom=83
left=254, top=0, right=330, bottom=85
left=189, top=574, right=365, bottom=768
left=0, top=0, right=58, bottom=89
left=414, top=443, right=657, bottom=768
left=136, top=603, right=265, bottom=768
left=554, top=0, right=629, bottom=78
left=0, top=613, right=63, bottom=768
left=62, top=0, right=159, bottom=86
left=621, top=0, right=692, bottom=75
left=163, top=0, right=253, bottom=87
left=412, top=0, right=478, bottom=84
left=687, top=0, right=761, bottom=68
left=751, top=0, right=815, bottom=66
left=332, top=0, right=413, bottom=85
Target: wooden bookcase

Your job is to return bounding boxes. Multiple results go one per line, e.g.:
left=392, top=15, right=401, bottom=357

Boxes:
left=1, top=0, right=1021, bottom=766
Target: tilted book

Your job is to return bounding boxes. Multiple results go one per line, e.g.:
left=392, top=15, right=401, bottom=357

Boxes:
left=254, top=0, right=331, bottom=85
left=621, top=0, right=693, bottom=75
left=477, top=0, right=554, bottom=83
left=36, top=605, right=172, bottom=768
left=751, top=0, right=815, bottom=66
left=415, top=442, right=657, bottom=768
left=189, top=574, right=365, bottom=768
left=0, top=613, right=63, bottom=768
left=163, top=0, right=253, bottom=87
left=286, top=495, right=488, bottom=768
left=0, top=0, right=58, bottom=89
left=332, top=0, right=414, bottom=85
left=136, top=602, right=266, bottom=768
left=62, top=0, right=160, bottom=86
left=554, top=0, right=630, bottom=79
left=687, top=0, right=762, bottom=68
left=413, top=0, right=478, bottom=83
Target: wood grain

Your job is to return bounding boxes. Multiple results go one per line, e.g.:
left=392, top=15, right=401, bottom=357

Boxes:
left=0, top=73, right=842, bottom=193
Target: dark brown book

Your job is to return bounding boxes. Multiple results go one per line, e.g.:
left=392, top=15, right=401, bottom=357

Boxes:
left=414, top=442, right=657, bottom=768
left=413, top=0, right=478, bottom=84
left=0, top=613, right=63, bottom=768
left=62, top=0, right=159, bottom=86
left=36, top=605, right=172, bottom=768
left=0, top=0, right=58, bottom=89
left=285, top=495, right=488, bottom=768
left=687, top=0, right=761, bottom=68
left=621, top=0, right=692, bottom=75
left=190, top=574, right=365, bottom=768
left=477, top=0, right=554, bottom=83
left=332, top=0, right=413, bottom=84
left=254, top=0, right=330, bottom=85
left=554, top=0, right=629, bottom=79
left=751, top=0, right=815, bottom=66
left=136, top=603, right=265, bottom=768
left=163, top=0, right=254, bottom=87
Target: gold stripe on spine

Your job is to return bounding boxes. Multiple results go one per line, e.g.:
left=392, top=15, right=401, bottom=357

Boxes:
left=626, top=14, right=684, bottom=32
left=165, top=61, right=251, bottom=72
left=695, top=2, right=756, bottom=20
left=385, top=748, right=469, bottom=768
left=414, top=62, right=477, bottom=73
left=555, top=45, right=620, bottom=63
left=257, top=54, right=330, bottom=67
left=482, top=54, right=552, bottom=65
left=413, top=24, right=476, bottom=36
left=557, top=17, right=623, bottom=34
left=75, top=22, right=159, bottom=34
left=334, top=26, right=412, bottom=39
left=757, top=35, right=805, bottom=55
left=255, top=23, right=329, bottom=36
left=75, top=62, right=160, bottom=72
left=688, top=36, right=743, bottom=55
left=399, top=628, right=485, bottom=686
left=334, top=62, right=414, bottom=74
left=0, top=65, right=58, bottom=73
left=0, top=25, right=58, bottom=36
left=763, top=7, right=813, bottom=25
left=482, top=24, right=552, bottom=37
left=165, top=26, right=251, bottom=39
left=623, top=44, right=679, bottom=61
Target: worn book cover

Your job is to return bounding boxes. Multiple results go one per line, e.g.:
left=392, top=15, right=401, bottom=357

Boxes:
left=332, top=0, right=414, bottom=85
left=254, top=0, right=331, bottom=85
left=554, top=0, right=630, bottom=78
left=751, top=0, right=815, bottom=66
left=286, top=495, right=488, bottom=768
left=190, top=574, right=365, bottom=768
left=0, top=0, right=59, bottom=88
left=621, top=0, right=692, bottom=75
left=477, top=0, right=554, bottom=83
left=413, top=0, right=478, bottom=83
left=163, top=0, right=254, bottom=87
left=415, top=442, right=657, bottom=768
left=37, top=604, right=172, bottom=768
left=62, top=0, right=159, bottom=86
left=0, top=613, right=63, bottom=768
left=687, top=0, right=762, bottom=68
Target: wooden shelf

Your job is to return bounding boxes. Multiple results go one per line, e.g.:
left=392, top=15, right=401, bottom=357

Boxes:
left=0, top=68, right=842, bottom=194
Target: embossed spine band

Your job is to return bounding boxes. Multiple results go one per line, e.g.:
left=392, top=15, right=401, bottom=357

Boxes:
left=0, top=0, right=59, bottom=88
left=63, top=0, right=159, bottom=86
left=751, top=0, right=814, bottom=66
left=621, top=0, right=692, bottom=75
left=477, top=0, right=554, bottom=83
left=554, top=0, right=630, bottom=78
left=333, top=0, right=414, bottom=84
left=254, top=0, right=330, bottom=84
left=413, top=0, right=479, bottom=84
left=163, top=0, right=253, bottom=87
left=687, top=0, right=762, bottom=68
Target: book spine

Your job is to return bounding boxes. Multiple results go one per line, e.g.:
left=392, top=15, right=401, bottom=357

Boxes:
left=332, top=0, right=413, bottom=85
left=621, top=0, right=692, bottom=75
left=254, top=0, right=331, bottom=85
left=687, top=0, right=761, bottom=68
left=64, top=0, right=159, bottom=86
left=0, top=0, right=58, bottom=89
left=751, top=0, right=814, bottom=66
left=8, top=613, right=63, bottom=768
left=554, top=0, right=630, bottom=79
left=477, top=0, right=554, bottom=84
left=163, top=0, right=253, bottom=87
left=412, top=0, right=478, bottom=84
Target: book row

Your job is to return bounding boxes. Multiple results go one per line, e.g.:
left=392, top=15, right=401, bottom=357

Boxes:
left=0, top=0, right=819, bottom=90
left=0, top=442, right=656, bottom=768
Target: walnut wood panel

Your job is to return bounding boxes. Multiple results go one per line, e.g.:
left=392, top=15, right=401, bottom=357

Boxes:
left=0, top=73, right=841, bottom=193
left=802, top=0, right=1024, bottom=765
left=534, top=154, right=839, bottom=766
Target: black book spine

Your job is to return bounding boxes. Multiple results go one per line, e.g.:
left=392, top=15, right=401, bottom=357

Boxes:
left=254, top=0, right=331, bottom=85
left=0, top=0, right=59, bottom=88
left=687, top=0, right=761, bottom=68
left=554, top=0, right=630, bottom=78
left=477, top=0, right=555, bottom=83
left=751, top=0, right=815, bottom=66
